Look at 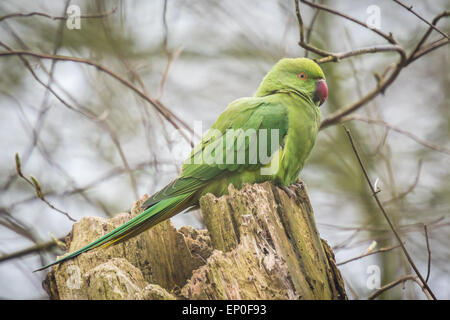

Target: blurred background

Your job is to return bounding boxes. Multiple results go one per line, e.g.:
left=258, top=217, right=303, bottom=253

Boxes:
left=0, top=0, right=448, bottom=299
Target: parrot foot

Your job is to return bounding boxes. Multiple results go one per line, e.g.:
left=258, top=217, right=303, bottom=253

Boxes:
left=281, top=186, right=296, bottom=199
left=294, top=181, right=304, bottom=189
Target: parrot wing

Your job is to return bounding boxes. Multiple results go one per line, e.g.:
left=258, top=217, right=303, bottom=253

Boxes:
left=141, top=97, right=289, bottom=209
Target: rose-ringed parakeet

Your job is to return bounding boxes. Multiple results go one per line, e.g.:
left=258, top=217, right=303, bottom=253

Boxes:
left=35, top=57, right=327, bottom=271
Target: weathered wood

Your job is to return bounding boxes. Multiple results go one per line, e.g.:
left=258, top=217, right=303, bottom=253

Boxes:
left=44, top=181, right=346, bottom=300
left=43, top=196, right=210, bottom=300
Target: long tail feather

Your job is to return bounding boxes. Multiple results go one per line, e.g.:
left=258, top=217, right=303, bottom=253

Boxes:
left=34, top=193, right=193, bottom=272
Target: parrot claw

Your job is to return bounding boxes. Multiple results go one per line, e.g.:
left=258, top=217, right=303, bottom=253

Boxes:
left=281, top=186, right=296, bottom=199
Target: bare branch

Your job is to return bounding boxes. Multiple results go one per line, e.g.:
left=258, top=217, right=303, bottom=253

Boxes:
left=304, top=2, right=320, bottom=58
left=424, top=225, right=431, bottom=283
left=295, top=0, right=334, bottom=57
left=0, top=237, right=65, bottom=264
left=408, top=37, right=449, bottom=64
left=409, top=11, right=450, bottom=62
left=343, top=126, right=437, bottom=300
left=315, top=45, right=405, bottom=64
left=15, top=153, right=76, bottom=222
left=368, top=275, right=425, bottom=300
left=336, top=245, right=400, bottom=266
left=392, top=0, right=449, bottom=40
left=0, top=7, right=117, bottom=23
left=300, top=0, right=397, bottom=44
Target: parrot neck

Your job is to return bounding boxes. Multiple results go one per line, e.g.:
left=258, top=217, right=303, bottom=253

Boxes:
left=254, top=78, right=314, bottom=106
left=255, top=87, right=314, bottom=107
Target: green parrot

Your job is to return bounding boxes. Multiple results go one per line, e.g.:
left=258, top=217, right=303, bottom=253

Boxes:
left=35, top=57, right=327, bottom=271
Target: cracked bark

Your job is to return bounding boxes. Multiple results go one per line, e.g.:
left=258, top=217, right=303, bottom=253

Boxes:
left=43, top=181, right=346, bottom=300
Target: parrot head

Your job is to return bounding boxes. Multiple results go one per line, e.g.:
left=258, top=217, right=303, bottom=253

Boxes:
left=255, top=57, right=328, bottom=106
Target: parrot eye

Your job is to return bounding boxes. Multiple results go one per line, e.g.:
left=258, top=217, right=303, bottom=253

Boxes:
left=297, top=72, right=307, bottom=80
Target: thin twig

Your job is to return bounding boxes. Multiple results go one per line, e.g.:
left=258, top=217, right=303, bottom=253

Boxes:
left=330, top=220, right=448, bottom=252
left=304, top=1, right=320, bottom=58
left=343, top=279, right=359, bottom=300
left=341, top=115, right=450, bottom=155
left=392, top=0, right=449, bottom=39
left=315, top=45, right=405, bottom=64
left=320, top=216, right=445, bottom=234
left=15, top=153, right=76, bottom=222
left=158, top=47, right=183, bottom=100
left=367, top=275, right=416, bottom=300
left=424, top=225, right=431, bottom=283
left=295, top=0, right=406, bottom=64
left=295, top=0, right=334, bottom=57
left=0, top=237, right=65, bottom=264
left=337, top=245, right=400, bottom=266
left=343, top=126, right=437, bottom=300
left=300, top=0, right=397, bottom=44
left=305, top=2, right=319, bottom=43
left=409, top=11, right=450, bottom=63
left=408, top=37, right=449, bottom=64
left=0, top=7, right=117, bottom=23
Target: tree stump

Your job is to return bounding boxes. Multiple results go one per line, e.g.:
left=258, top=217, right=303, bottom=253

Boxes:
left=43, top=181, right=346, bottom=300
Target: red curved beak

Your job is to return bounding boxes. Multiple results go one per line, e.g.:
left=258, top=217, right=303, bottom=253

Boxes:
left=315, top=79, right=328, bottom=106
